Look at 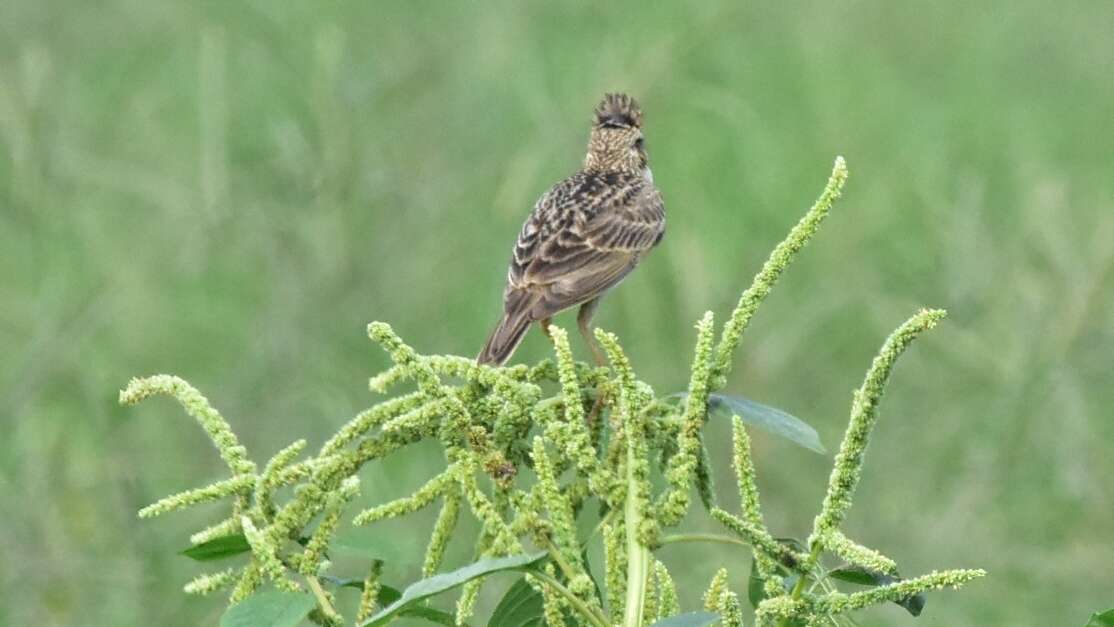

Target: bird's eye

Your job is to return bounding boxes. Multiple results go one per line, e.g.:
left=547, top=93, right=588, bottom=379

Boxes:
left=634, top=137, right=645, bottom=150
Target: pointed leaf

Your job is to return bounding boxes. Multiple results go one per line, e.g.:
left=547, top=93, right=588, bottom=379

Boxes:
left=650, top=611, right=720, bottom=627
left=488, top=548, right=600, bottom=626
left=667, top=393, right=825, bottom=454
left=489, top=577, right=545, bottom=627
left=361, top=552, right=548, bottom=626
left=829, top=565, right=925, bottom=616
left=708, top=394, right=826, bottom=454
left=220, top=591, right=316, bottom=627
left=399, top=606, right=458, bottom=626
left=1086, top=609, right=1114, bottom=626
left=580, top=548, right=604, bottom=607
left=321, top=577, right=457, bottom=625
left=320, top=575, right=368, bottom=590
left=827, top=566, right=876, bottom=586
left=321, top=576, right=401, bottom=600
left=180, top=534, right=251, bottom=561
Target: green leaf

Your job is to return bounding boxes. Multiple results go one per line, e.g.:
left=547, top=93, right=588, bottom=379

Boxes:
left=220, top=591, right=316, bottom=627
left=180, top=534, right=251, bottom=561
left=319, top=575, right=368, bottom=590
left=650, top=611, right=720, bottom=627
left=400, top=606, right=458, bottom=626
left=361, top=552, right=548, bottom=626
left=573, top=547, right=605, bottom=607
left=708, top=394, right=826, bottom=454
left=1086, top=609, right=1114, bottom=626
left=829, top=565, right=925, bottom=616
left=487, top=548, right=600, bottom=626
left=488, top=577, right=544, bottom=627
left=667, top=393, right=826, bottom=454
left=827, top=566, right=876, bottom=586
left=321, top=577, right=458, bottom=625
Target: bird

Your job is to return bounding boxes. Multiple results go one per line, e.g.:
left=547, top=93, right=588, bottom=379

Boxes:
left=477, top=93, right=665, bottom=366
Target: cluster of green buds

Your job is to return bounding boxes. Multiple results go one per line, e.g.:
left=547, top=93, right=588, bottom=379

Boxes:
left=122, top=157, right=983, bottom=626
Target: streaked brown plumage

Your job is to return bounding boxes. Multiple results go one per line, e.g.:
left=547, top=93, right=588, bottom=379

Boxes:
left=477, top=93, right=665, bottom=366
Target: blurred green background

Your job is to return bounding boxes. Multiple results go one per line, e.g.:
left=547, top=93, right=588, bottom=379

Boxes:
left=3, top=1, right=1112, bottom=625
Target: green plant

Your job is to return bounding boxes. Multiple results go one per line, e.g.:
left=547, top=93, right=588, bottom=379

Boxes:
left=122, top=157, right=983, bottom=626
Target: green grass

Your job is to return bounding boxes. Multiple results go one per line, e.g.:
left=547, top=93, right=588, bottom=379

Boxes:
left=2, top=1, right=1112, bottom=625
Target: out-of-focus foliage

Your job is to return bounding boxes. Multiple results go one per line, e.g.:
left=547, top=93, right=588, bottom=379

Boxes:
left=1, top=2, right=1111, bottom=625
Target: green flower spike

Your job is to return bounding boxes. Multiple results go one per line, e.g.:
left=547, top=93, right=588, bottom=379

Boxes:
left=710, top=508, right=807, bottom=569
left=702, top=567, right=730, bottom=611
left=189, top=517, right=240, bottom=545
left=717, top=589, right=744, bottom=627
left=531, top=436, right=591, bottom=597
left=731, top=415, right=778, bottom=582
left=183, top=569, right=236, bottom=596
left=658, top=311, right=716, bottom=527
left=597, top=329, right=659, bottom=546
left=712, top=156, right=847, bottom=389
left=813, top=569, right=987, bottom=615
left=422, top=485, right=461, bottom=577
left=300, top=476, right=359, bottom=576
left=603, top=522, right=627, bottom=623
left=352, top=465, right=455, bottom=525
left=256, top=439, right=307, bottom=517
left=547, top=326, right=610, bottom=496
left=824, top=530, right=898, bottom=575
left=355, top=560, right=383, bottom=623
left=653, top=560, right=680, bottom=619
left=810, top=308, right=947, bottom=543
left=754, top=596, right=809, bottom=623
left=456, top=577, right=482, bottom=626
left=367, top=322, right=473, bottom=446
left=228, top=562, right=263, bottom=604
left=380, top=398, right=452, bottom=433
left=138, top=475, right=255, bottom=519
left=120, top=375, right=255, bottom=476
left=241, top=516, right=298, bottom=592
left=454, top=456, right=521, bottom=554
left=320, top=392, right=425, bottom=455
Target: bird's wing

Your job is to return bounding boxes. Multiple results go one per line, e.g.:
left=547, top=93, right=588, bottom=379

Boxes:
left=505, top=172, right=665, bottom=319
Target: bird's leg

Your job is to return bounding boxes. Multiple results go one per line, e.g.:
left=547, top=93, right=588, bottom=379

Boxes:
left=577, top=298, right=609, bottom=425
left=577, top=298, right=606, bottom=367
left=540, top=317, right=554, bottom=340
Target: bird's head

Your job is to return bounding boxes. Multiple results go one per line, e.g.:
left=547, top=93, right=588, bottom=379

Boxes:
left=584, top=93, right=648, bottom=174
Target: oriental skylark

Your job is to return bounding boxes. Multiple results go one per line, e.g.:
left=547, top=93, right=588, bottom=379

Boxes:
left=477, top=93, right=665, bottom=366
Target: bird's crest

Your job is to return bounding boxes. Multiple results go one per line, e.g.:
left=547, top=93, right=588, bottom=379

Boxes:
left=593, top=93, right=643, bottom=129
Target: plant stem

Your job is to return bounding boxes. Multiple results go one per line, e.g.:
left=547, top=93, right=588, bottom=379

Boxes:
left=305, top=575, right=339, bottom=622
left=531, top=570, right=610, bottom=627
left=657, top=532, right=751, bottom=549
left=538, top=534, right=579, bottom=584
left=778, top=544, right=823, bottom=627
left=623, top=441, right=649, bottom=627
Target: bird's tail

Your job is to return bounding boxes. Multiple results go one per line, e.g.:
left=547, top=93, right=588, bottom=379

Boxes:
left=477, top=309, right=533, bottom=366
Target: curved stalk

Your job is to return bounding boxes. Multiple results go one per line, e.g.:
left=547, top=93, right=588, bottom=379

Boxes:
left=657, top=533, right=751, bottom=549
left=531, top=570, right=610, bottom=627
left=778, top=544, right=822, bottom=627
left=305, top=575, right=340, bottom=623
left=623, top=444, right=650, bottom=627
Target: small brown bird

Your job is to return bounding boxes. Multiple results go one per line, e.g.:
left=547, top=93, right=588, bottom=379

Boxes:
left=477, top=93, right=665, bottom=366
